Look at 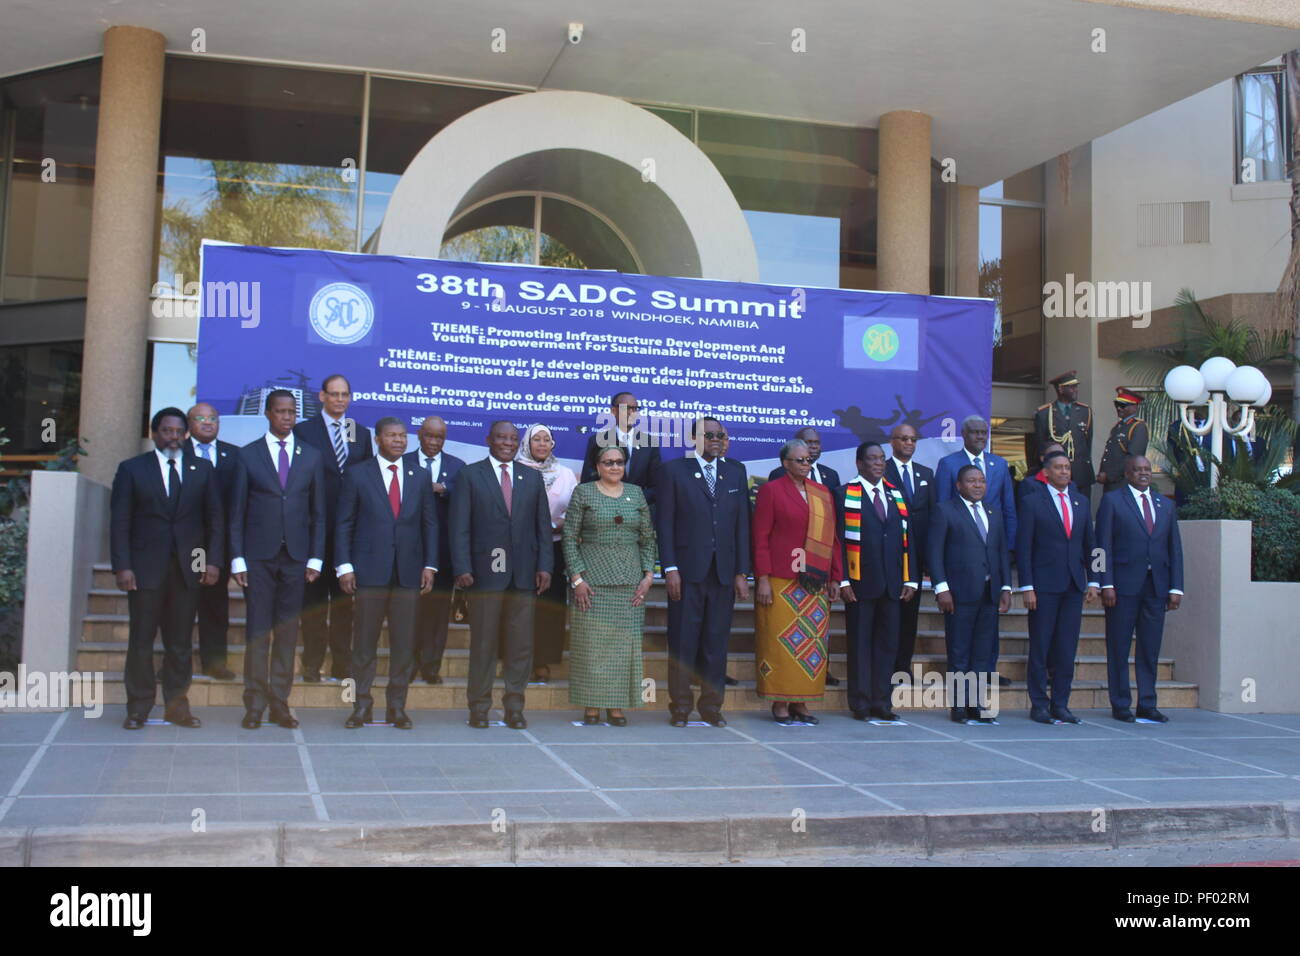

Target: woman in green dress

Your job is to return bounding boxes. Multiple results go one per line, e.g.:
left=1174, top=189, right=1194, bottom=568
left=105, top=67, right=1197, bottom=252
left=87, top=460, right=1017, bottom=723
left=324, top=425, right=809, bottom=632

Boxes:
left=563, top=445, right=657, bottom=726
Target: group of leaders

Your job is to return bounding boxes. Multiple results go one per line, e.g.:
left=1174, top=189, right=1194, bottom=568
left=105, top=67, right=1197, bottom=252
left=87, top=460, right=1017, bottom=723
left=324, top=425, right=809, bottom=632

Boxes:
left=109, top=377, right=1183, bottom=731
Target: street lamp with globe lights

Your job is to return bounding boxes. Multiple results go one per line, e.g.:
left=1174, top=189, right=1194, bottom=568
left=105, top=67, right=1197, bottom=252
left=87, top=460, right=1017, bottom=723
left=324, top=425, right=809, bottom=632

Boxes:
left=1163, top=358, right=1270, bottom=488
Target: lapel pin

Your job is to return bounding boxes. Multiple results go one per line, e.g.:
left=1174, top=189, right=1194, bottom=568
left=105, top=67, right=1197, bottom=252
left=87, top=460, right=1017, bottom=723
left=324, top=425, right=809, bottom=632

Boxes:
left=694, top=472, right=701, bottom=479
left=188, top=465, right=196, bottom=471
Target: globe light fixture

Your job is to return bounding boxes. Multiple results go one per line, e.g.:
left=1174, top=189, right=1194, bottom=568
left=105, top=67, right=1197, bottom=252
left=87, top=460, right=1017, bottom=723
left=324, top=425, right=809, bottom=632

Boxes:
left=1164, top=358, right=1265, bottom=488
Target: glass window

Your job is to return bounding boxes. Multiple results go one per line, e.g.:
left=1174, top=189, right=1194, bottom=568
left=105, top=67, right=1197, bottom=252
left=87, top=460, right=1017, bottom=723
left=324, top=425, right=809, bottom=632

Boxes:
left=438, top=194, right=634, bottom=271
left=1236, top=67, right=1289, bottom=183
left=0, top=341, right=82, bottom=454
left=980, top=199, right=1044, bottom=384
left=157, top=57, right=364, bottom=283
left=1, top=60, right=101, bottom=302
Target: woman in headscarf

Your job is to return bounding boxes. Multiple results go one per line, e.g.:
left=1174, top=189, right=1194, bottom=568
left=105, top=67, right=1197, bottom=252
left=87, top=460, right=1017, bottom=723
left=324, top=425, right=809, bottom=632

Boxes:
left=752, top=439, right=842, bottom=724
left=515, top=424, right=579, bottom=682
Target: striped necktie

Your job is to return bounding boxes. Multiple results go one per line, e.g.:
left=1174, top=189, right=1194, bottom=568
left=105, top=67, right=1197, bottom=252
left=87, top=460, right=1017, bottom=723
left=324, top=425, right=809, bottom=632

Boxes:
left=331, top=419, right=347, bottom=472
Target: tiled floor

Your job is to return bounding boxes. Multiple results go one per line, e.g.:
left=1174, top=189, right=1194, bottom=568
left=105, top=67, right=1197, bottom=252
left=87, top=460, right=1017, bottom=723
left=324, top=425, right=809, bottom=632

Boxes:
left=2, top=707, right=1299, bottom=826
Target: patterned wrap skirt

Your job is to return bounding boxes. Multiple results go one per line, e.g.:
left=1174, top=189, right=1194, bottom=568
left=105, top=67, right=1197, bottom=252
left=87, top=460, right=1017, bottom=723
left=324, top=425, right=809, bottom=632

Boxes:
left=754, top=576, right=829, bottom=702
left=567, top=584, right=645, bottom=709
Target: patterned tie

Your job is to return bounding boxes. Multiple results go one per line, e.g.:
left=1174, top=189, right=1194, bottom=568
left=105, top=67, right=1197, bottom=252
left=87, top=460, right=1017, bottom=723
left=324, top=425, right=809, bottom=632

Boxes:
left=971, top=501, right=987, bottom=541
left=166, top=457, right=179, bottom=512
left=387, top=463, right=401, bottom=519
left=1141, top=492, right=1155, bottom=534
left=973, top=454, right=984, bottom=475
left=277, top=440, right=289, bottom=489
left=1058, top=491, right=1072, bottom=538
left=873, top=486, right=886, bottom=521
left=331, top=420, right=348, bottom=472
left=902, top=463, right=914, bottom=501
left=704, top=460, right=716, bottom=496
left=500, top=462, right=513, bottom=515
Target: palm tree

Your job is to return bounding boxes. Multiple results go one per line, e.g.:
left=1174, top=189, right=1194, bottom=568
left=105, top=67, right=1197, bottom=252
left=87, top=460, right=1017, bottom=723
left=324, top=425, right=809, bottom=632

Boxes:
left=1271, top=50, right=1300, bottom=422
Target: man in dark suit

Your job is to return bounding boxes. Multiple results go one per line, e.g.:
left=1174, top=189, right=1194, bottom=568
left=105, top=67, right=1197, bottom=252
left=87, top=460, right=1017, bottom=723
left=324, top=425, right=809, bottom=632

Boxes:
left=230, top=389, right=327, bottom=729
left=111, top=407, right=224, bottom=729
left=837, top=442, right=917, bottom=721
left=293, top=373, right=374, bottom=682
left=767, top=426, right=841, bottom=490
left=885, top=423, right=934, bottom=680
left=185, top=402, right=240, bottom=680
left=1096, top=455, right=1184, bottom=723
left=403, top=414, right=466, bottom=683
left=450, top=421, right=553, bottom=729
left=335, top=418, right=437, bottom=729
left=1032, top=370, right=1094, bottom=495
left=657, top=416, right=751, bottom=727
left=928, top=464, right=1013, bottom=724
left=1016, top=451, right=1099, bottom=724
left=934, top=416, right=1017, bottom=552
left=581, top=390, right=662, bottom=507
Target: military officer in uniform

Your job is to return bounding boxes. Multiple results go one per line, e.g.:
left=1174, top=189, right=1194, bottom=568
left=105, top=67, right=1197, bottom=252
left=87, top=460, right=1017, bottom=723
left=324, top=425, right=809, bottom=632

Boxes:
left=1097, top=388, right=1149, bottom=494
left=1033, top=371, right=1093, bottom=497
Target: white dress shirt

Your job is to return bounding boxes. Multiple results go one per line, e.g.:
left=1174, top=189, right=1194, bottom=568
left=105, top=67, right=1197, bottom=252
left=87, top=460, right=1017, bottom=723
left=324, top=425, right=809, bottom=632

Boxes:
left=839, top=475, right=917, bottom=590
left=933, top=495, right=1011, bottom=595
left=1019, top=483, right=1098, bottom=591
left=336, top=456, right=436, bottom=576
left=1102, top=484, right=1183, bottom=595
left=230, top=431, right=322, bottom=575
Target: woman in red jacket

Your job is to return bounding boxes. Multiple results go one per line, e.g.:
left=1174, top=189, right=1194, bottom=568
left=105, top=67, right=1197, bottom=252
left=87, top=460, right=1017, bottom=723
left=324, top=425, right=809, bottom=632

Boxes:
left=752, top=439, right=842, bottom=724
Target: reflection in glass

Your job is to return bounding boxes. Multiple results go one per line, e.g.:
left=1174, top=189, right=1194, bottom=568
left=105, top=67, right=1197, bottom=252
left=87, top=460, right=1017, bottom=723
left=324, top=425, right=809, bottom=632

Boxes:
left=980, top=201, right=1043, bottom=384
left=1237, top=69, right=1288, bottom=182
left=0, top=341, right=82, bottom=454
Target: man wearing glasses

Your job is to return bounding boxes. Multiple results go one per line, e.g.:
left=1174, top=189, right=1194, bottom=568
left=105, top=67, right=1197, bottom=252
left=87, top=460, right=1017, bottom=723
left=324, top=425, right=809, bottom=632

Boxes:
left=656, top=417, right=751, bottom=727
left=885, top=423, right=935, bottom=681
left=581, top=389, right=663, bottom=510
left=293, top=374, right=374, bottom=682
left=185, top=403, right=241, bottom=680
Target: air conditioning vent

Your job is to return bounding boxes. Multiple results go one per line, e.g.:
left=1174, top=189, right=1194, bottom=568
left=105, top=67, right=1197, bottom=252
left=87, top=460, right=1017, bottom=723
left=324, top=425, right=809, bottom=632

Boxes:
left=1137, top=201, right=1210, bottom=246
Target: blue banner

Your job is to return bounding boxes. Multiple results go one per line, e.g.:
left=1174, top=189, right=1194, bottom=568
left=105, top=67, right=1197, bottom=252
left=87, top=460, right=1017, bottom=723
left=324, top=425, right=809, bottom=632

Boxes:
left=196, top=243, right=993, bottom=473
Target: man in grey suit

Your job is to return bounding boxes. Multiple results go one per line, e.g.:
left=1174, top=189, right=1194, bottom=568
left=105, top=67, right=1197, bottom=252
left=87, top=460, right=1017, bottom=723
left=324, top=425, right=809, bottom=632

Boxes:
left=450, top=421, right=553, bottom=729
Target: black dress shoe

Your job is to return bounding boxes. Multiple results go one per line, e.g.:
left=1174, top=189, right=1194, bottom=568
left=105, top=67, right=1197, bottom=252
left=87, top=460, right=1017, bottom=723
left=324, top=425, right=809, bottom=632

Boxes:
left=824, top=672, right=841, bottom=687
left=344, top=707, right=371, bottom=729
left=505, top=711, right=527, bottom=729
left=1112, top=709, right=1137, bottom=723
left=421, top=671, right=443, bottom=685
left=1051, top=707, right=1081, bottom=724
left=998, top=674, right=1011, bottom=687
left=269, top=711, right=299, bottom=729
left=469, top=716, right=490, bottom=729
left=204, top=665, right=237, bottom=681
left=966, top=706, right=982, bottom=722
left=1136, top=708, right=1169, bottom=723
left=1030, top=706, right=1054, bottom=724
left=950, top=707, right=967, bottom=723
left=771, top=704, right=795, bottom=725
left=702, top=714, right=727, bottom=727
left=606, top=710, right=628, bottom=727
left=122, top=716, right=146, bottom=730
left=724, top=675, right=738, bottom=686
left=852, top=711, right=870, bottom=721
left=241, top=712, right=262, bottom=729
left=583, top=711, right=602, bottom=726
left=791, top=709, right=820, bottom=725
left=387, top=709, right=413, bottom=730
left=669, top=714, right=689, bottom=727
left=871, top=709, right=900, bottom=722
left=166, top=712, right=202, bottom=729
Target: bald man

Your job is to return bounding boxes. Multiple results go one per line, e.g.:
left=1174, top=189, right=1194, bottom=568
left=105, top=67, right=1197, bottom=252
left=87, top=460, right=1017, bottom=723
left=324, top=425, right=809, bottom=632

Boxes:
left=403, top=415, right=467, bottom=682
left=185, top=403, right=241, bottom=680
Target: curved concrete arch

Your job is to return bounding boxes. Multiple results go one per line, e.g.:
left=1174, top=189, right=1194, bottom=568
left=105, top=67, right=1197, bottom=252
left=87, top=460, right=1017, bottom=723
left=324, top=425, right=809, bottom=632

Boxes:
left=376, top=90, right=759, bottom=282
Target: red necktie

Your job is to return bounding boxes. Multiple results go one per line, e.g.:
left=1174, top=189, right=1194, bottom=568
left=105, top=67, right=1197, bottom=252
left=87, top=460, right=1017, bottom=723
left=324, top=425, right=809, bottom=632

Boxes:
left=872, top=487, right=886, bottom=521
left=1058, top=491, right=1071, bottom=538
left=387, top=464, right=401, bottom=519
left=1141, top=492, right=1154, bottom=533
left=500, top=463, right=513, bottom=515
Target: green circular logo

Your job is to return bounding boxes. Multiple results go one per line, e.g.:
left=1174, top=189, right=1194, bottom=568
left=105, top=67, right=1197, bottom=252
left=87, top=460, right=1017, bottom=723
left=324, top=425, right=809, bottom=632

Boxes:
left=862, top=323, right=899, bottom=362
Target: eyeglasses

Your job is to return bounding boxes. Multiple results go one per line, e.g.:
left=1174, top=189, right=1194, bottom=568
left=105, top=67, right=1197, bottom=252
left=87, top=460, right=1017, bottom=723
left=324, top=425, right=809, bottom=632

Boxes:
left=787, top=457, right=813, bottom=465
left=191, top=416, right=218, bottom=423
left=598, top=459, right=625, bottom=467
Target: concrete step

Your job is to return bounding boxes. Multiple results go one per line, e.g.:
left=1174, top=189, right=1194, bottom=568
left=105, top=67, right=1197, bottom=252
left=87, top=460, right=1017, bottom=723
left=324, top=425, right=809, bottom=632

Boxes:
left=73, top=642, right=1177, bottom=682
left=78, top=669, right=1202, bottom=711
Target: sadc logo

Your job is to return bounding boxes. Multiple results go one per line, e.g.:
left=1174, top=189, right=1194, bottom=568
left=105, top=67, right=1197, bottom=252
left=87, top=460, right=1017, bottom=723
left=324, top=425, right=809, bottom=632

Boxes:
left=309, top=282, right=374, bottom=345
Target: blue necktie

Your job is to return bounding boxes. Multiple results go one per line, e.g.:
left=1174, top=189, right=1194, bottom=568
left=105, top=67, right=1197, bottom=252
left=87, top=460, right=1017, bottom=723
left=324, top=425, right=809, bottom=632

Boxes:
left=199, top=443, right=214, bottom=464
left=902, top=463, right=914, bottom=500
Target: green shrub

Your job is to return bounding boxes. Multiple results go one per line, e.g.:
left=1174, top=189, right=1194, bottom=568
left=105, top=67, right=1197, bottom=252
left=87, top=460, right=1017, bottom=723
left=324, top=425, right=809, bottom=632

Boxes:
left=1180, top=479, right=1300, bottom=582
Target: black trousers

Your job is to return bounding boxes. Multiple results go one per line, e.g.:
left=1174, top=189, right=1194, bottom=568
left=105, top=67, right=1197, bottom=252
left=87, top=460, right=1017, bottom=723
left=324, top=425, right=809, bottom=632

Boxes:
left=943, top=585, right=999, bottom=711
left=892, top=586, right=922, bottom=676
left=195, top=566, right=230, bottom=670
left=1026, top=587, right=1084, bottom=711
left=301, top=550, right=353, bottom=679
left=125, top=558, right=199, bottom=718
left=352, top=579, right=418, bottom=713
left=242, top=546, right=305, bottom=715
left=467, top=588, right=534, bottom=718
left=667, top=562, right=734, bottom=718
left=413, top=577, right=454, bottom=676
left=1105, top=572, right=1165, bottom=712
left=844, top=583, right=900, bottom=715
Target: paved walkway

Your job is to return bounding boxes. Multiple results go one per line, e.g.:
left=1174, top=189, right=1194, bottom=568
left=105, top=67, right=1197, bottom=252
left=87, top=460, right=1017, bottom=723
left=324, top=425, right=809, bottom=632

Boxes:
left=2, top=707, right=1299, bottom=828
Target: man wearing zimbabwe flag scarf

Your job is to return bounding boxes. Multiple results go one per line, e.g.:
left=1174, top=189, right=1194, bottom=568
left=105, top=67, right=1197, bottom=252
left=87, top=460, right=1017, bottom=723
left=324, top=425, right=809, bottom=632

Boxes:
left=836, top=441, right=917, bottom=721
